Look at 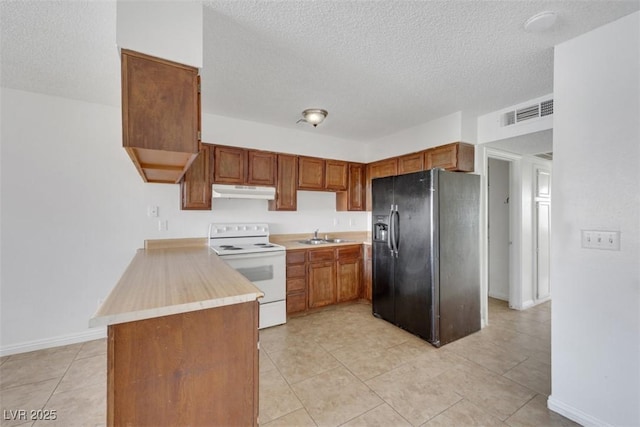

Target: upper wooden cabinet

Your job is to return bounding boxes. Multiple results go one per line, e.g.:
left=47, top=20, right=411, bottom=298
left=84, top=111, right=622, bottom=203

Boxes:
left=121, top=49, right=200, bottom=184
left=213, top=145, right=245, bottom=184
left=424, top=142, right=474, bottom=172
left=398, top=152, right=424, bottom=175
left=325, top=160, right=348, bottom=191
left=298, top=156, right=325, bottom=190
left=247, top=150, right=277, bottom=185
left=336, top=163, right=366, bottom=211
left=180, top=143, right=213, bottom=210
left=268, top=154, right=298, bottom=211
left=212, top=145, right=276, bottom=186
left=368, top=158, right=398, bottom=180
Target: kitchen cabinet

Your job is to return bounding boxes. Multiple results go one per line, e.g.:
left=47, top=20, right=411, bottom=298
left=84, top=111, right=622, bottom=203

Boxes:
left=180, top=143, right=213, bottom=210
left=286, top=250, right=307, bottom=314
left=325, top=160, right=348, bottom=191
left=121, top=49, right=200, bottom=184
left=107, top=302, right=258, bottom=426
left=286, top=245, right=363, bottom=313
left=398, top=152, right=424, bottom=174
left=269, top=154, right=298, bottom=211
left=336, top=246, right=362, bottom=302
left=308, top=248, right=337, bottom=309
left=298, top=156, right=325, bottom=190
left=424, top=142, right=474, bottom=172
left=363, top=245, right=372, bottom=301
left=213, top=145, right=276, bottom=185
left=336, top=163, right=366, bottom=211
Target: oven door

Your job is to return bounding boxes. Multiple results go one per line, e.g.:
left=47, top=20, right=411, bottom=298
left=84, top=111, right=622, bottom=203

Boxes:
left=220, top=251, right=286, bottom=304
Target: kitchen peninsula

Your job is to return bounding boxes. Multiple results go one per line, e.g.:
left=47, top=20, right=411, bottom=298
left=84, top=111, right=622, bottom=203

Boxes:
left=90, top=241, right=263, bottom=426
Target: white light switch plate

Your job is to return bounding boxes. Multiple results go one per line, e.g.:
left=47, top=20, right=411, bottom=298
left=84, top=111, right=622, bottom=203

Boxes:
left=581, top=230, right=620, bottom=251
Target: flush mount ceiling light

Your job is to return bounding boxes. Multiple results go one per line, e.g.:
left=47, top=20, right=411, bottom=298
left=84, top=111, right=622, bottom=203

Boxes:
left=524, top=11, right=558, bottom=33
left=297, top=109, right=328, bottom=127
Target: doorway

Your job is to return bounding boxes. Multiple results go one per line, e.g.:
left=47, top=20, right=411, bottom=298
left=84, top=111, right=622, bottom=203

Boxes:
left=488, top=158, right=511, bottom=303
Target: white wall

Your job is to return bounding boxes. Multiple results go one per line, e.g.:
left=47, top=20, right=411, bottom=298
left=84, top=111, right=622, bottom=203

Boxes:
left=549, top=12, right=639, bottom=427
left=0, top=88, right=369, bottom=355
left=116, top=1, right=203, bottom=68
left=365, top=111, right=464, bottom=162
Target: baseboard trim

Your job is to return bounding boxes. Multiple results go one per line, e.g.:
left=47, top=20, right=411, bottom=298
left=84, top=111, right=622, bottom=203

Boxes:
left=547, top=395, right=612, bottom=427
left=0, top=328, right=107, bottom=357
left=488, top=291, right=509, bottom=301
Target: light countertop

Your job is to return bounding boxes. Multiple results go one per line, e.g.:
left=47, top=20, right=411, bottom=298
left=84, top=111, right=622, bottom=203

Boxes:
left=89, top=246, right=263, bottom=327
left=270, top=231, right=371, bottom=250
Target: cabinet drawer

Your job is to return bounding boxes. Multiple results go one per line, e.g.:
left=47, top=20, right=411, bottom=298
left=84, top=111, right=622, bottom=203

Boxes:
left=287, top=264, right=306, bottom=279
left=308, top=249, right=335, bottom=262
left=286, top=251, right=306, bottom=264
left=286, top=291, right=307, bottom=314
left=286, top=278, right=306, bottom=293
left=337, top=246, right=361, bottom=260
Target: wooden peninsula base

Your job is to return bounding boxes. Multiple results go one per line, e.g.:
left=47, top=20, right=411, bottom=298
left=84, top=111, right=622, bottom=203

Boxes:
left=107, top=301, right=259, bottom=426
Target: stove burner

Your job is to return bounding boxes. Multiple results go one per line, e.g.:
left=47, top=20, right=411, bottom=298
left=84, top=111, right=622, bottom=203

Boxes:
left=218, top=245, right=242, bottom=251
left=254, top=243, right=276, bottom=248
left=220, top=245, right=234, bottom=248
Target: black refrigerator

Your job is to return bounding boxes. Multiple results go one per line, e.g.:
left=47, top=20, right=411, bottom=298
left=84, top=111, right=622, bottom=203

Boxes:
left=372, top=168, right=480, bottom=347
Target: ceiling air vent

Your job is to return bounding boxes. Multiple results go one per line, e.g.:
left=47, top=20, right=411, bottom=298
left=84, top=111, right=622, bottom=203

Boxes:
left=502, top=98, right=553, bottom=127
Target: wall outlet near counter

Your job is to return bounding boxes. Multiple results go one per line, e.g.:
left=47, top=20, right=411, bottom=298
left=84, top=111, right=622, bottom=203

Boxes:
left=581, top=230, right=620, bottom=251
left=158, top=220, right=168, bottom=231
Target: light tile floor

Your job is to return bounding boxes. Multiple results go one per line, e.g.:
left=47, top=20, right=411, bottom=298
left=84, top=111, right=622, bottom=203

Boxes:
left=0, top=299, right=579, bottom=426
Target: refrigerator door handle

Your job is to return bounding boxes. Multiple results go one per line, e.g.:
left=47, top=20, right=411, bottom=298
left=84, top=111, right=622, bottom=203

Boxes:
left=393, top=205, right=400, bottom=257
left=388, top=204, right=394, bottom=255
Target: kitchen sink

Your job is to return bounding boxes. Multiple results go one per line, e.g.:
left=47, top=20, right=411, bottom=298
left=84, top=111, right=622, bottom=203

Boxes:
left=298, top=239, right=327, bottom=245
left=297, top=238, right=354, bottom=245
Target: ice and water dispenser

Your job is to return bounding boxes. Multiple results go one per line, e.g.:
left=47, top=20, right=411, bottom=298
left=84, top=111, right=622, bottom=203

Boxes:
left=373, top=216, right=388, bottom=242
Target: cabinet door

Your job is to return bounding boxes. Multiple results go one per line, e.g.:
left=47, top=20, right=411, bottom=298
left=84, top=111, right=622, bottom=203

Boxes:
left=398, top=152, right=424, bottom=175
left=269, top=154, right=298, bottom=211
left=363, top=245, right=372, bottom=301
left=424, top=142, right=474, bottom=172
left=325, top=160, right=348, bottom=191
left=121, top=50, right=200, bottom=183
left=180, top=144, right=212, bottom=210
left=337, top=258, right=361, bottom=302
left=247, top=150, right=276, bottom=186
left=336, top=163, right=365, bottom=211
left=213, top=145, right=246, bottom=184
left=298, top=156, right=325, bottom=190
left=308, top=261, right=336, bottom=308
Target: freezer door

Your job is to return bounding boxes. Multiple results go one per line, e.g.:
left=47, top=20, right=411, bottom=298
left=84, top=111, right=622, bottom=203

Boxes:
left=435, top=170, right=481, bottom=346
left=392, top=170, right=434, bottom=340
left=371, top=176, right=395, bottom=322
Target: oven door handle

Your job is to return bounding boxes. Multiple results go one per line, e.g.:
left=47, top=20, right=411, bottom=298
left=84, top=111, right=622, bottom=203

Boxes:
left=211, top=250, right=285, bottom=261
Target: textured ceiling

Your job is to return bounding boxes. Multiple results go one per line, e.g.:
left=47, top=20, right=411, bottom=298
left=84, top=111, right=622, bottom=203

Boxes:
left=2, top=1, right=638, bottom=143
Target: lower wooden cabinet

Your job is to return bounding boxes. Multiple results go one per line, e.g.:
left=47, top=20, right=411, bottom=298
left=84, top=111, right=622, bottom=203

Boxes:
left=308, top=261, right=337, bottom=308
left=286, top=245, right=363, bottom=314
left=336, top=246, right=361, bottom=302
left=107, top=302, right=259, bottom=426
left=363, top=245, right=372, bottom=301
left=286, top=250, right=307, bottom=314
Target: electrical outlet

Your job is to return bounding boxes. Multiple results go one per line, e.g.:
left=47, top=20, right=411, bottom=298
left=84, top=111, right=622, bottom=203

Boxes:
left=581, top=230, right=620, bottom=251
left=147, top=206, right=159, bottom=217
left=158, top=220, right=168, bottom=231
left=333, top=218, right=339, bottom=226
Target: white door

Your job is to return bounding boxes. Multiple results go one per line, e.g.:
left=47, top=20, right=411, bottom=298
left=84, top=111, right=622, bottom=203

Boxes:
left=534, top=167, right=551, bottom=301
left=488, top=158, right=510, bottom=301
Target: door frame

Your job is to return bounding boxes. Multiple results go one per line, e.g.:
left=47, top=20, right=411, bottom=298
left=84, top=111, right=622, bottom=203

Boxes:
left=478, top=147, right=522, bottom=326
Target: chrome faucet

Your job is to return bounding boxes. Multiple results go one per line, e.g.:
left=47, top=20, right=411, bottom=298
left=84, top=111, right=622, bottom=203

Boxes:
left=313, top=228, right=319, bottom=240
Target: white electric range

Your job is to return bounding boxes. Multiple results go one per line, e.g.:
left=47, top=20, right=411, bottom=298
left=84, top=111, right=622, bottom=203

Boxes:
left=208, top=223, right=286, bottom=329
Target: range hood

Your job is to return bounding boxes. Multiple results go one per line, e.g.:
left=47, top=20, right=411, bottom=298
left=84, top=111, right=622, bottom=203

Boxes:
left=212, top=184, right=276, bottom=200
